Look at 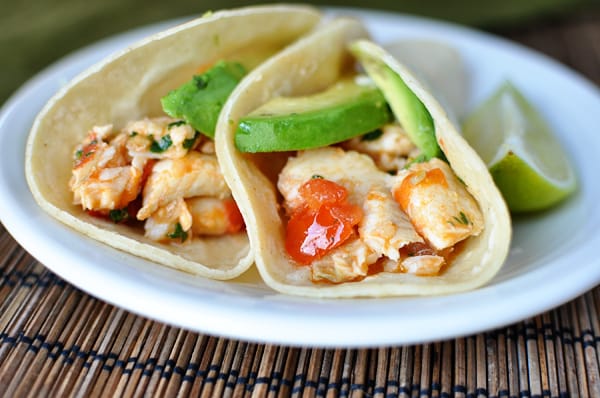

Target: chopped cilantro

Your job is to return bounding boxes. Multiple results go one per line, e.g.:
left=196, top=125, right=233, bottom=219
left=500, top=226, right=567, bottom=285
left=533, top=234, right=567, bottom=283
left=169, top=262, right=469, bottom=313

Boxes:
left=129, top=131, right=138, bottom=137
left=167, top=223, right=188, bottom=242
left=150, top=135, right=173, bottom=153
left=194, top=75, right=209, bottom=89
left=75, top=149, right=83, bottom=159
left=109, top=208, right=129, bottom=223
left=361, top=129, right=383, bottom=141
left=183, top=131, right=201, bottom=150
left=453, top=211, right=470, bottom=226
left=311, top=174, right=324, bottom=179
left=167, top=120, right=186, bottom=129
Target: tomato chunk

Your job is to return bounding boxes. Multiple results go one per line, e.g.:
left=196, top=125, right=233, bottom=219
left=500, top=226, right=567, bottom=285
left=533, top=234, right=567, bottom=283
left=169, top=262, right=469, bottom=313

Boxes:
left=285, top=178, right=362, bottom=264
left=223, top=198, right=245, bottom=233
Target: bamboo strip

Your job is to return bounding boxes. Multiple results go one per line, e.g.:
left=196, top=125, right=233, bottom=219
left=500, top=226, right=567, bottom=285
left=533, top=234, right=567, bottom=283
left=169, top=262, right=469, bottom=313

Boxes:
left=568, top=300, right=590, bottom=398
left=48, top=297, right=103, bottom=396
left=551, top=307, right=569, bottom=396
left=485, top=332, right=498, bottom=397
left=199, top=335, right=229, bottom=397
left=411, top=345, right=422, bottom=398
left=266, top=345, right=288, bottom=397
left=290, top=347, right=309, bottom=397
left=122, top=321, right=171, bottom=397
left=176, top=334, right=211, bottom=397
left=230, top=342, right=257, bottom=398
left=440, top=341, right=453, bottom=397
left=74, top=306, right=127, bottom=397
left=465, top=337, right=476, bottom=397
left=454, top=338, right=466, bottom=398
left=350, top=349, right=368, bottom=398
left=140, top=326, right=184, bottom=396
left=306, top=348, right=326, bottom=397
left=539, top=313, right=559, bottom=397
left=325, top=349, right=345, bottom=398
left=250, top=344, right=278, bottom=398
left=419, top=343, right=432, bottom=398
left=0, top=240, right=27, bottom=304
left=525, top=319, right=542, bottom=396
left=374, top=347, right=388, bottom=398
left=50, top=298, right=113, bottom=396
left=221, top=340, right=247, bottom=398
left=399, top=345, right=413, bottom=398
left=208, top=338, right=239, bottom=398
left=316, top=348, right=333, bottom=397
left=495, top=328, right=508, bottom=396
left=475, top=334, right=486, bottom=398
left=0, top=282, right=70, bottom=396
left=367, top=349, right=377, bottom=396
left=516, top=322, right=531, bottom=396
left=0, top=282, right=73, bottom=396
left=278, top=346, right=299, bottom=398
left=35, top=291, right=97, bottom=396
left=0, top=259, right=49, bottom=365
left=154, top=327, right=192, bottom=396
left=189, top=335, right=219, bottom=396
left=591, top=290, right=600, bottom=386
left=582, top=294, right=600, bottom=397
left=559, top=305, right=581, bottom=397
left=92, top=311, right=141, bottom=395
left=244, top=343, right=265, bottom=398
left=102, top=315, right=150, bottom=396
left=339, top=349, right=355, bottom=398
left=386, top=346, right=401, bottom=397
left=505, top=325, right=519, bottom=396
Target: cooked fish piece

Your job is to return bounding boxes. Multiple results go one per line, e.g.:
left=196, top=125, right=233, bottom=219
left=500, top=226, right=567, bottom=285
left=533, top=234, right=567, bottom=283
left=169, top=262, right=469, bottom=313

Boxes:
left=392, top=158, right=484, bottom=250
left=70, top=129, right=143, bottom=211
left=187, top=197, right=244, bottom=235
left=144, top=198, right=192, bottom=242
left=278, top=147, right=390, bottom=211
left=359, top=186, right=423, bottom=261
left=124, top=117, right=200, bottom=159
left=310, top=239, right=378, bottom=283
left=401, top=255, right=445, bottom=276
left=138, top=151, right=230, bottom=220
left=341, top=123, right=418, bottom=172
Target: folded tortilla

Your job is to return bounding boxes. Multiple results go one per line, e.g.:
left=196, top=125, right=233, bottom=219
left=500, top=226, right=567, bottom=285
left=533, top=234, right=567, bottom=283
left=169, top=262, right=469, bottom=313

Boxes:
left=216, top=18, right=511, bottom=296
left=25, top=5, right=321, bottom=279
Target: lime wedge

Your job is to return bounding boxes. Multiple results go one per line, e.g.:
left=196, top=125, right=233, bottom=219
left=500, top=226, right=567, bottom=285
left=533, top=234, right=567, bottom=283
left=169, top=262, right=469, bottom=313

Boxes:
left=463, top=82, right=576, bottom=213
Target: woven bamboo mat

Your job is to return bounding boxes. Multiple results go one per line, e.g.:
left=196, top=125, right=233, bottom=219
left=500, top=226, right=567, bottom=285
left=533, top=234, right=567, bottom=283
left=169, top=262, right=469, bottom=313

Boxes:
left=2, top=10, right=600, bottom=398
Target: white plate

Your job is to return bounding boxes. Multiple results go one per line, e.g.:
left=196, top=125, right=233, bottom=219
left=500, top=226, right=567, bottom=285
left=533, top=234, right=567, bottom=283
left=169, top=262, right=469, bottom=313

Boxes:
left=1, top=9, right=599, bottom=348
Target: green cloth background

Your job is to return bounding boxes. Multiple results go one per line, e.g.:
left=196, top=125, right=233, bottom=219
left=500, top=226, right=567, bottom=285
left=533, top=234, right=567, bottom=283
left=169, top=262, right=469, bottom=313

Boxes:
left=1, top=0, right=598, bottom=105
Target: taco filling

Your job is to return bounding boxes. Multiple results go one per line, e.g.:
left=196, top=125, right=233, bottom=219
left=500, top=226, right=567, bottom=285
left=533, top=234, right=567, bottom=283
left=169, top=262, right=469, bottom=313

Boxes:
left=277, top=122, right=483, bottom=284
left=70, top=117, right=244, bottom=244
left=216, top=18, right=510, bottom=296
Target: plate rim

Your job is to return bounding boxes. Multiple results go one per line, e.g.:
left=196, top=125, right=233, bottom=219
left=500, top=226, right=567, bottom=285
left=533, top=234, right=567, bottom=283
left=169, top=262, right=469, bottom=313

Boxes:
left=1, top=8, right=599, bottom=348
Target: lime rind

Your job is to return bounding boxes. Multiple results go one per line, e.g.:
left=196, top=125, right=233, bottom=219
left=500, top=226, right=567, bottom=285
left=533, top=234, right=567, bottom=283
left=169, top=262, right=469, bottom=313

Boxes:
left=463, top=81, right=576, bottom=212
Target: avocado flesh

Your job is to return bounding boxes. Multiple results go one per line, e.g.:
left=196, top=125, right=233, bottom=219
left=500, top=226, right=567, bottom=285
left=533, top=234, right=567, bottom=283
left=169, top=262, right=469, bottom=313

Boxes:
left=235, top=79, right=392, bottom=152
left=161, top=60, right=247, bottom=138
left=350, top=44, right=442, bottom=160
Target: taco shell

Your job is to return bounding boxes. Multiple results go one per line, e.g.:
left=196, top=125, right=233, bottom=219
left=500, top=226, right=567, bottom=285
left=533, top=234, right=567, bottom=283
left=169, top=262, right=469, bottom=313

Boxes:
left=216, top=19, right=511, bottom=295
left=25, top=5, right=321, bottom=279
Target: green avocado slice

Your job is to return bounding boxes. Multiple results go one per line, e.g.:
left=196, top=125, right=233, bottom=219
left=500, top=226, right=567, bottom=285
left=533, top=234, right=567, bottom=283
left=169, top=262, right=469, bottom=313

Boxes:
left=349, top=42, right=442, bottom=160
left=161, top=60, right=247, bottom=138
left=235, top=78, right=392, bottom=152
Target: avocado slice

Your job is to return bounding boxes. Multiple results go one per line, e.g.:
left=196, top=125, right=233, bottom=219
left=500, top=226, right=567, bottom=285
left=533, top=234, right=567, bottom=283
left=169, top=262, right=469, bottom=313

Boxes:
left=349, top=41, right=442, bottom=160
left=235, top=78, right=392, bottom=152
left=161, top=60, right=247, bottom=138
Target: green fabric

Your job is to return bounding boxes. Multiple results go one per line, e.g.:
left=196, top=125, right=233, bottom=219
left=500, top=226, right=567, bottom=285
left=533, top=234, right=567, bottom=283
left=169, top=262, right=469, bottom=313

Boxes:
left=1, top=0, right=597, bottom=105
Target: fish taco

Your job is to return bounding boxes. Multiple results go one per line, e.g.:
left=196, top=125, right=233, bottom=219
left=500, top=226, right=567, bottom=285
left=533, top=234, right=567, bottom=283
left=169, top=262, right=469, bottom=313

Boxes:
left=216, top=18, right=511, bottom=296
left=25, top=5, right=321, bottom=279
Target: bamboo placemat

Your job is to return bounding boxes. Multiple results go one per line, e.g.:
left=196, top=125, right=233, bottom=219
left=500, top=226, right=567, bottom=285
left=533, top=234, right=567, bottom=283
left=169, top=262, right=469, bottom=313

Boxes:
left=2, top=10, right=600, bottom=398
